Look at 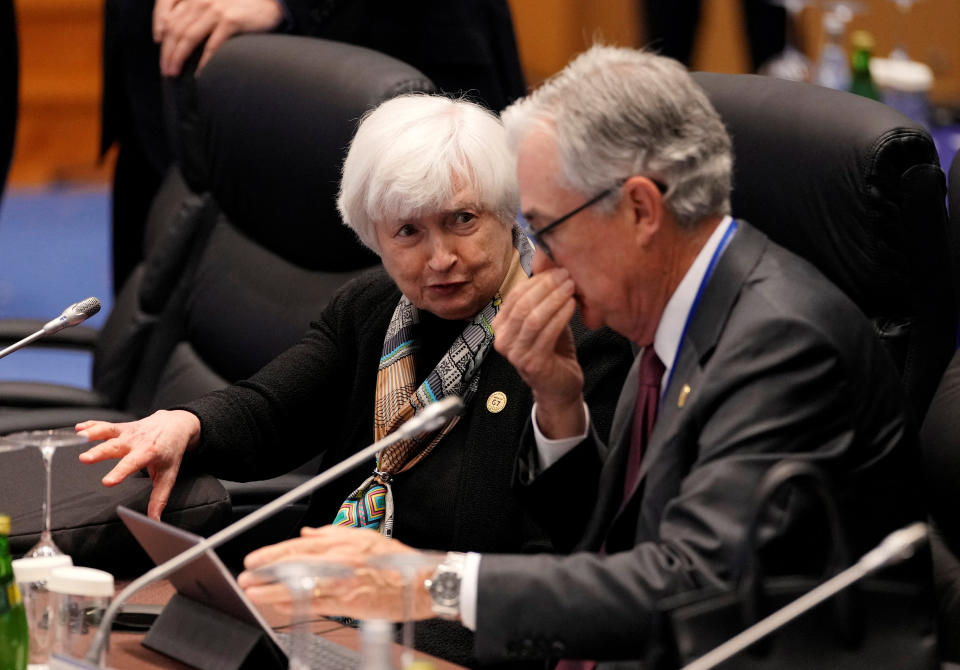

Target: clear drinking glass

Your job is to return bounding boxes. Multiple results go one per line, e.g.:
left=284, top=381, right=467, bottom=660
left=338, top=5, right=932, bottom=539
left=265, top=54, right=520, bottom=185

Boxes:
left=48, top=566, right=114, bottom=667
left=250, top=559, right=353, bottom=670
left=12, top=554, right=74, bottom=668
left=3, top=428, right=90, bottom=558
left=0, top=434, right=25, bottom=454
left=367, top=552, right=443, bottom=670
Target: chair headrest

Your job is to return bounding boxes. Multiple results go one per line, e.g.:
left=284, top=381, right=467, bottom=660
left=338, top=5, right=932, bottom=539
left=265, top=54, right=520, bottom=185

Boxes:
left=948, top=151, right=960, bottom=294
left=168, top=35, right=435, bottom=271
left=692, top=72, right=949, bottom=320
left=950, top=151, right=960, bottom=223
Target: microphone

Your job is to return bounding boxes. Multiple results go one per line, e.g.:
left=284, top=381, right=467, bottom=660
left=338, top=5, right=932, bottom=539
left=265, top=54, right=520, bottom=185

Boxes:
left=42, top=297, right=102, bottom=335
left=85, top=395, right=464, bottom=665
left=680, top=521, right=929, bottom=670
left=403, top=396, right=463, bottom=434
left=0, top=297, right=102, bottom=360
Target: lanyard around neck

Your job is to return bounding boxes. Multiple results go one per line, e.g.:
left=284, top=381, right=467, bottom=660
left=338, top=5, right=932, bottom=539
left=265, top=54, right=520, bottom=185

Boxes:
left=663, top=218, right=738, bottom=397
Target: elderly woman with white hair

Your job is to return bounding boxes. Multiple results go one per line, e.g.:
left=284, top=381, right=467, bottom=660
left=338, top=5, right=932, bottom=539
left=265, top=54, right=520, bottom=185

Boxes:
left=75, top=93, right=632, bottom=665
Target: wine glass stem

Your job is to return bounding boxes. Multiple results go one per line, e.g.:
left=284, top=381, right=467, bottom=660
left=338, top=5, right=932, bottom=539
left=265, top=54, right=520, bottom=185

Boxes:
left=42, top=446, right=53, bottom=539
left=402, top=569, right=414, bottom=669
left=290, top=580, right=312, bottom=670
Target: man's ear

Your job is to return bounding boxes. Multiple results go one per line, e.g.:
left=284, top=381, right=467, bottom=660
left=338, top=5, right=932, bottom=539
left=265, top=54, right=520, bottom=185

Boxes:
left=622, top=176, right=665, bottom=245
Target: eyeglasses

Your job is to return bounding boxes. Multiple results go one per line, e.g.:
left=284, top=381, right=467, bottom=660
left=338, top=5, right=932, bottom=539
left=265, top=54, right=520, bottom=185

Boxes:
left=518, top=178, right=666, bottom=261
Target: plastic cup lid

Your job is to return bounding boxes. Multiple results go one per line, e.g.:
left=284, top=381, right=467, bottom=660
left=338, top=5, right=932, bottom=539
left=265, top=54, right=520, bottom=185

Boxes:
left=48, top=566, right=114, bottom=597
left=871, top=58, right=934, bottom=92
left=12, top=555, right=73, bottom=583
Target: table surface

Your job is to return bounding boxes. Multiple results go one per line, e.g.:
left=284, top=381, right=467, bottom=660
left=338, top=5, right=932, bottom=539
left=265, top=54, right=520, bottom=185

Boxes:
left=105, top=580, right=465, bottom=669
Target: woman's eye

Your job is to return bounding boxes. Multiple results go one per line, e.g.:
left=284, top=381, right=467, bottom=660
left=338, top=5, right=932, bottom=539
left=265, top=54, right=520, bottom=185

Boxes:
left=454, top=212, right=476, bottom=226
left=396, top=224, right=417, bottom=238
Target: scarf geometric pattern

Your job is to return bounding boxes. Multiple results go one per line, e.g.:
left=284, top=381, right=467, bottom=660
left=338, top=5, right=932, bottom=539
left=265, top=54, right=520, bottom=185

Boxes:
left=334, top=225, right=533, bottom=536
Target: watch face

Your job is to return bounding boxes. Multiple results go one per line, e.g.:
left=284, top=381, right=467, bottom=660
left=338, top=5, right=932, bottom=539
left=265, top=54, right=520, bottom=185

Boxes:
left=431, top=571, right=461, bottom=606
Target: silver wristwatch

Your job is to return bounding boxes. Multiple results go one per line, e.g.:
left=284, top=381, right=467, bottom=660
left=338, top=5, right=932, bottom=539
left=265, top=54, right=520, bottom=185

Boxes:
left=424, top=552, right=466, bottom=620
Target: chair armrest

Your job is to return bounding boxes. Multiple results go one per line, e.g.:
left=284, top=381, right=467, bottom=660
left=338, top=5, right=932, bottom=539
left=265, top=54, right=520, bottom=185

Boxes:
left=221, top=474, right=312, bottom=507
left=0, top=381, right=109, bottom=407
left=0, top=407, right=136, bottom=434
left=0, top=319, right=99, bottom=350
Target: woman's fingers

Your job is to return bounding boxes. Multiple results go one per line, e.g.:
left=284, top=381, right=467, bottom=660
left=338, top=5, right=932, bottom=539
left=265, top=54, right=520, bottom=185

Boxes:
left=75, top=421, right=123, bottom=443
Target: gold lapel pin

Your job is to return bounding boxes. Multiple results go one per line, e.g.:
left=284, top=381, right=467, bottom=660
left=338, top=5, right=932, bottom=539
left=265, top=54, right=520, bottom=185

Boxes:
left=677, top=384, right=691, bottom=408
left=486, top=391, right=507, bottom=413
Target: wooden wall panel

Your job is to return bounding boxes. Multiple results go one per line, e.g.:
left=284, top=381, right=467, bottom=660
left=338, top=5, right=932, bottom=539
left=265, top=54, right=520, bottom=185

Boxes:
left=8, top=0, right=111, bottom=186
left=511, top=0, right=755, bottom=87
left=511, top=0, right=960, bottom=101
left=798, top=0, right=960, bottom=106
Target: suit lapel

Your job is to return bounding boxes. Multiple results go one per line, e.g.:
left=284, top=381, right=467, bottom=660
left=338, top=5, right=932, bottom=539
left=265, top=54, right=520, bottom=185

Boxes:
left=606, top=222, right=769, bottom=537
left=579, top=348, right=642, bottom=549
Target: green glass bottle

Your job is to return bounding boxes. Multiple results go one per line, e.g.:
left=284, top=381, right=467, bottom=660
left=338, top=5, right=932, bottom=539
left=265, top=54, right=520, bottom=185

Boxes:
left=849, top=30, right=880, bottom=101
left=0, top=515, right=29, bottom=670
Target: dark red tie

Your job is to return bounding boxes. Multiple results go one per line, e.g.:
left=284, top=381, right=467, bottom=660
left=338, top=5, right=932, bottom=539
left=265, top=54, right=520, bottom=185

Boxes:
left=554, top=350, right=665, bottom=670
left=622, top=347, right=665, bottom=500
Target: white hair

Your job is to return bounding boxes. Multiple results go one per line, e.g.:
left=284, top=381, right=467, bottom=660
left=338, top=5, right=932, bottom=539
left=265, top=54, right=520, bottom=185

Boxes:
left=337, top=94, right=519, bottom=254
left=501, top=45, right=732, bottom=228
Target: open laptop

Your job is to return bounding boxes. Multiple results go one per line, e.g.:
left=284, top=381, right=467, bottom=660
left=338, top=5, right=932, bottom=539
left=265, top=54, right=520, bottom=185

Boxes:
left=117, top=505, right=360, bottom=670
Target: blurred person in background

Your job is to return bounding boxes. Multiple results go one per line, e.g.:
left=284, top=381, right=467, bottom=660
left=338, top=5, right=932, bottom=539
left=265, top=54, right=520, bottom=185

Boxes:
left=643, top=0, right=786, bottom=71
left=103, top=0, right=525, bottom=294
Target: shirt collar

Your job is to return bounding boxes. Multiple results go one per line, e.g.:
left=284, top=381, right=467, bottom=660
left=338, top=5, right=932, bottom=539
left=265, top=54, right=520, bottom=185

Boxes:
left=653, top=215, right=735, bottom=384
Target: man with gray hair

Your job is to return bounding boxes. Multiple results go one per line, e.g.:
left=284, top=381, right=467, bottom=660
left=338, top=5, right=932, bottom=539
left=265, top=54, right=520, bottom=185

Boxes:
left=239, top=45, right=922, bottom=667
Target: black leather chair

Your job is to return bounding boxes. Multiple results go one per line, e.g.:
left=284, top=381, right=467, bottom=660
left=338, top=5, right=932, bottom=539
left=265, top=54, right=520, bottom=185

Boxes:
left=693, top=73, right=955, bottom=424
left=919, top=150, right=960, bottom=663
left=0, top=36, right=433, bottom=569
left=696, top=73, right=957, bottom=662
left=0, top=168, right=229, bottom=573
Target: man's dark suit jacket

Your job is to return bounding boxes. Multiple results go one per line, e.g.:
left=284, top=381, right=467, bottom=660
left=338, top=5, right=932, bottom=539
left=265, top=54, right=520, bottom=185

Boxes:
left=280, top=0, right=526, bottom=112
left=474, top=221, right=924, bottom=666
left=179, top=267, right=633, bottom=667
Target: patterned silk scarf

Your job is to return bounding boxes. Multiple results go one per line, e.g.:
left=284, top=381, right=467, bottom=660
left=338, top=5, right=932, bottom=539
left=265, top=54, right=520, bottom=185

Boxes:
left=333, top=225, right=533, bottom=536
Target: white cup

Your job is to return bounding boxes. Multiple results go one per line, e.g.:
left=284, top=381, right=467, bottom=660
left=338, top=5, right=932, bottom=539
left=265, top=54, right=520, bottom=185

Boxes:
left=871, top=57, right=934, bottom=126
left=12, top=554, right=74, bottom=669
left=47, top=567, right=114, bottom=667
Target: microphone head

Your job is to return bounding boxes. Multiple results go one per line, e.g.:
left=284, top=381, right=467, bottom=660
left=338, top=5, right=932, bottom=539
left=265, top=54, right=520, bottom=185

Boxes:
left=879, top=521, right=928, bottom=562
left=402, top=396, right=464, bottom=436
left=71, top=297, right=102, bottom=319
left=860, top=521, right=929, bottom=571
left=420, top=396, right=464, bottom=431
left=42, top=297, right=102, bottom=334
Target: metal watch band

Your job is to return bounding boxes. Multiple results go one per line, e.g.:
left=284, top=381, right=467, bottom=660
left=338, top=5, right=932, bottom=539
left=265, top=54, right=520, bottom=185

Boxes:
left=425, top=551, right=467, bottom=620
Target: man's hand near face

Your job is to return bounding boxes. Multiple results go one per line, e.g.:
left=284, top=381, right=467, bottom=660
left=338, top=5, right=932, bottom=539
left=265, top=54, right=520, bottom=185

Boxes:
left=493, top=267, right=587, bottom=439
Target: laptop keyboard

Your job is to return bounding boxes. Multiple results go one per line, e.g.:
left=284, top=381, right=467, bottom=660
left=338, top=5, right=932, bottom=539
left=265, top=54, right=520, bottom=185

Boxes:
left=275, top=631, right=361, bottom=670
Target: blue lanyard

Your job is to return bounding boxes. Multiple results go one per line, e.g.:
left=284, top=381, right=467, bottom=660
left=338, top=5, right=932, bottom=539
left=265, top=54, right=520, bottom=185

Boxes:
left=663, top=218, right=738, bottom=396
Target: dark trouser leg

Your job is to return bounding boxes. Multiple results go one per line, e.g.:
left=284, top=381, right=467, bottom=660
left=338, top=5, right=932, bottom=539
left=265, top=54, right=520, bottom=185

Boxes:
left=641, top=0, right=702, bottom=66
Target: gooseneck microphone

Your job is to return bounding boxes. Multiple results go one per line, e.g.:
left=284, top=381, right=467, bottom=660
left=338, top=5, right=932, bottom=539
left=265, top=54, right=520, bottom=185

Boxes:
left=0, top=297, right=102, bottom=360
left=85, top=395, right=464, bottom=666
left=680, top=521, right=929, bottom=670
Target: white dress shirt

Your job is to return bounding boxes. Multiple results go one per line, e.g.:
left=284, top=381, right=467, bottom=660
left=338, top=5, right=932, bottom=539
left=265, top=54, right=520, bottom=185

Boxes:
left=458, top=216, right=735, bottom=630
